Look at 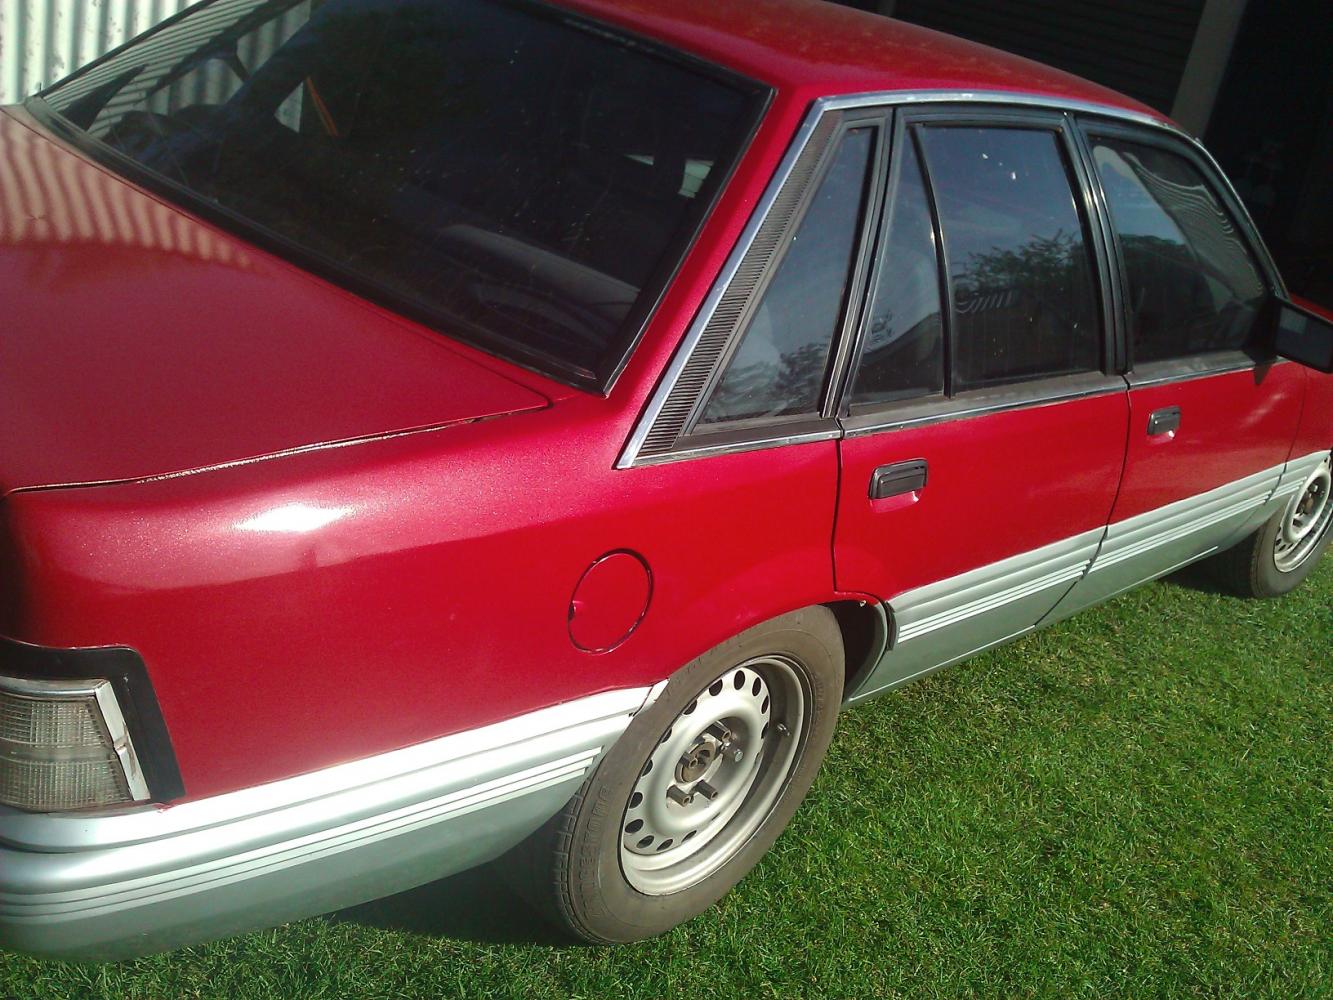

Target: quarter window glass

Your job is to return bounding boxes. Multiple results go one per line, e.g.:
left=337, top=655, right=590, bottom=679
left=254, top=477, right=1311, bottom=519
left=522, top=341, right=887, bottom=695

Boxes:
left=701, top=128, right=874, bottom=424
left=1092, top=139, right=1267, bottom=364
left=850, top=135, right=945, bottom=405
left=919, top=126, right=1101, bottom=391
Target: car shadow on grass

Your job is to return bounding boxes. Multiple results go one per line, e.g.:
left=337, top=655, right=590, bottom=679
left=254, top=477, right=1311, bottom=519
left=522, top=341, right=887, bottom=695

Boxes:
left=1162, top=561, right=1236, bottom=597
left=328, top=862, right=572, bottom=946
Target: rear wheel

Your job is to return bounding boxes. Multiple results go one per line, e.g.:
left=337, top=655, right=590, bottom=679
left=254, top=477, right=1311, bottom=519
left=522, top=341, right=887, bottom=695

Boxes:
left=506, top=607, right=843, bottom=943
left=1206, top=453, right=1333, bottom=597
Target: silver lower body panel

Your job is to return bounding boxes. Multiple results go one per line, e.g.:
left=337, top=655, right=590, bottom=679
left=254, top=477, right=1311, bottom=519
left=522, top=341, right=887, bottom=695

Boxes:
left=848, top=453, right=1328, bottom=702
left=0, top=686, right=652, bottom=960
left=848, top=529, right=1103, bottom=702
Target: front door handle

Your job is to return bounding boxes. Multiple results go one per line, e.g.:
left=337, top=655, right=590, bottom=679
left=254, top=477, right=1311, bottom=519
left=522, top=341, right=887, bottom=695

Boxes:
left=1147, top=406, right=1181, bottom=436
left=869, top=460, right=928, bottom=500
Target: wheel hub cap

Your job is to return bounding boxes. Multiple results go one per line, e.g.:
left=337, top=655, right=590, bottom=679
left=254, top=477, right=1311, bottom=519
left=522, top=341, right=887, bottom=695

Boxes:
left=1275, top=456, right=1333, bottom=572
left=619, top=656, right=806, bottom=896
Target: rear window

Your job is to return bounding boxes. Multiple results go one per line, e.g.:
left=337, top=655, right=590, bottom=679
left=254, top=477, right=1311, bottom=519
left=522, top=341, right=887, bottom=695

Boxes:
left=36, top=0, right=765, bottom=387
left=916, top=126, right=1101, bottom=391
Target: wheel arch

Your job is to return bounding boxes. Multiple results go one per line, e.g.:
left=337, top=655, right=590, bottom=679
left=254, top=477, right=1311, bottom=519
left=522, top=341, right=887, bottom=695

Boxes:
left=824, top=599, right=889, bottom=703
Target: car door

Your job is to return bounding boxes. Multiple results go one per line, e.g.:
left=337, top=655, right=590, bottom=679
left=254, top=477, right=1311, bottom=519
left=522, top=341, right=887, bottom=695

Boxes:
left=1049, top=122, right=1306, bottom=618
left=831, top=108, right=1130, bottom=701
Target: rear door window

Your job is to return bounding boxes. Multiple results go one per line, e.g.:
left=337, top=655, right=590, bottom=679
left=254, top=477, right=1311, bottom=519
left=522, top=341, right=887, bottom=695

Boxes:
left=916, top=125, right=1102, bottom=392
left=848, top=134, right=946, bottom=405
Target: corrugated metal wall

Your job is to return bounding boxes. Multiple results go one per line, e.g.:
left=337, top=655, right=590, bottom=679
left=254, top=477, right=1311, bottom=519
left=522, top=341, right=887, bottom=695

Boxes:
left=1, top=0, right=190, bottom=104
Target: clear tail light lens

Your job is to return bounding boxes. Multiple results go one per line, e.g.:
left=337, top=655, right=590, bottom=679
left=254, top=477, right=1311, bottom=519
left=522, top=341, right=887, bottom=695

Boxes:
left=0, top=676, right=150, bottom=811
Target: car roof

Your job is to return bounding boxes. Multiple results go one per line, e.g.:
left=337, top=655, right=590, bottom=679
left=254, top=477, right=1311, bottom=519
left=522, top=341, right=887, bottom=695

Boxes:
left=561, top=0, right=1170, bottom=125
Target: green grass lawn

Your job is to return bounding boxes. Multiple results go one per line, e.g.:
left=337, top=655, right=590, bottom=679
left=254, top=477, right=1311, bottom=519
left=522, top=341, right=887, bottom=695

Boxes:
left=3, top=559, right=1330, bottom=999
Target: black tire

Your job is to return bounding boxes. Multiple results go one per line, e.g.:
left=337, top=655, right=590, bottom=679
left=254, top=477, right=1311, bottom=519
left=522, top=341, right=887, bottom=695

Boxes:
left=504, top=606, right=844, bottom=943
left=1204, top=457, right=1333, bottom=597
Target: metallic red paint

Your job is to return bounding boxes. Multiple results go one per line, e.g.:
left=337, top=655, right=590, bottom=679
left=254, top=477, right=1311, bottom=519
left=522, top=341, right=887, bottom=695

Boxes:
left=559, top=0, right=1165, bottom=122
left=0, top=0, right=1318, bottom=809
left=0, top=109, right=553, bottom=495
left=1, top=416, right=840, bottom=798
left=1109, top=366, right=1306, bottom=524
left=0, top=0, right=858, bottom=799
left=835, top=393, right=1131, bottom=600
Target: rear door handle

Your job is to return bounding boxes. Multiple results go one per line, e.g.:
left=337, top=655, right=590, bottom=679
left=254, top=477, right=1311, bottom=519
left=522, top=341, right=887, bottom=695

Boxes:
left=1147, top=406, right=1181, bottom=436
left=869, top=460, right=928, bottom=500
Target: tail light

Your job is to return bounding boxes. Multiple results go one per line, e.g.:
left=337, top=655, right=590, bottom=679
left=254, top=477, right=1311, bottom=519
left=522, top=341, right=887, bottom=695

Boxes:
left=0, top=675, right=150, bottom=811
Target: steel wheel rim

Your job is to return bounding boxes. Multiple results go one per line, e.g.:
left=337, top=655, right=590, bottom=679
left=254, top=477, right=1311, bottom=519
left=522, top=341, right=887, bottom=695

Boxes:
left=1274, top=456, right=1333, bottom=573
left=619, top=655, right=807, bottom=896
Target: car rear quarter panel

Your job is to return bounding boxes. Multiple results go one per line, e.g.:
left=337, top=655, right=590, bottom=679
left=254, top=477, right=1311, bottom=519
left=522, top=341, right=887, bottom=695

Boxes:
left=0, top=388, right=839, bottom=802
left=0, top=88, right=835, bottom=802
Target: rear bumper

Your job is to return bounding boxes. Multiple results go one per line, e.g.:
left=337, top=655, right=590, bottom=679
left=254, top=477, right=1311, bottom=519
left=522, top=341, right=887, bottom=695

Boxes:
left=0, top=686, right=652, bottom=960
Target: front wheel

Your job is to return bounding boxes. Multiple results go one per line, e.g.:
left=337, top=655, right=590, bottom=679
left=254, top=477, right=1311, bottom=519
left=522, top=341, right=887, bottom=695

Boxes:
left=506, top=607, right=844, bottom=943
left=1206, top=453, right=1333, bottom=597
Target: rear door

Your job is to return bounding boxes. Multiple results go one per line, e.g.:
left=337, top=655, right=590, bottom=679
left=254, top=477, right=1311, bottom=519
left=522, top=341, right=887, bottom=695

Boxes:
left=832, top=107, right=1130, bottom=701
left=1050, top=123, right=1305, bottom=617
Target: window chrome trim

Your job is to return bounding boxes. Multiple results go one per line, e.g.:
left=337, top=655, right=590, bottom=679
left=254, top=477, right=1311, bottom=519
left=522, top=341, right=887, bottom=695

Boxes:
left=843, top=372, right=1125, bottom=438
left=815, top=90, right=1178, bottom=130
left=619, top=89, right=1286, bottom=469
left=616, top=108, right=836, bottom=468
left=1126, top=352, right=1284, bottom=389
left=630, top=425, right=842, bottom=468
left=891, top=105, right=1114, bottom=396
left=679, top=113, right=888, bottom=437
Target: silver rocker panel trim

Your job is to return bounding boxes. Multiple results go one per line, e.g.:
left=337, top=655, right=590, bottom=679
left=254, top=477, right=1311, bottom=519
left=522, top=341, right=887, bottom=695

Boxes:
left=849, top=528, right=1104, bottom=700
left=1271, top=450, right=1332, bottom=503
left=849, top=454, right=1321, bottom=702
left=0, top=685, right=655, bottom=960
left=892, top=528, right=1104, bottom=645
left=1089, top=464, right=1284, bottom=575
left=1049, top=454, right=1324, bottom=621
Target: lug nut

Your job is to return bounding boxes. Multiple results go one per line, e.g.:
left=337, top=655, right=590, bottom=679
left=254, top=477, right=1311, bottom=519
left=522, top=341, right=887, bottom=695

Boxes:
left=695, top=780, right=719, bottom=801
left=666, top=785, right=694, bottom=806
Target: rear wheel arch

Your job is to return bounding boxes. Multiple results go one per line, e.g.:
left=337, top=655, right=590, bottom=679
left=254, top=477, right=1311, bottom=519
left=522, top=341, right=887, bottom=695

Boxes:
left=824, top=598, right=890, bottom=702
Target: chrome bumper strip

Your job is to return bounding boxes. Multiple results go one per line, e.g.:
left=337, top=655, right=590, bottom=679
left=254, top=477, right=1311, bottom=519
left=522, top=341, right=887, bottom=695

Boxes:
left=0, top=686, right=654, bottom=959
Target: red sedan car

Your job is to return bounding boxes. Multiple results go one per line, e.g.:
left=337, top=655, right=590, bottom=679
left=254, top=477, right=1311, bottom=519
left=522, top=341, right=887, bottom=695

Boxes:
left=2, top=0, right=1330, bottom=960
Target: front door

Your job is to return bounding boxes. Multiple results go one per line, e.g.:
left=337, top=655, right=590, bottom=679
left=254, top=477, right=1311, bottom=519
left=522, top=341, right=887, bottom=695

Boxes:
left=832, top=109, right=1129, bottom=701
left=1051, top=125, right=1305, bottom=617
